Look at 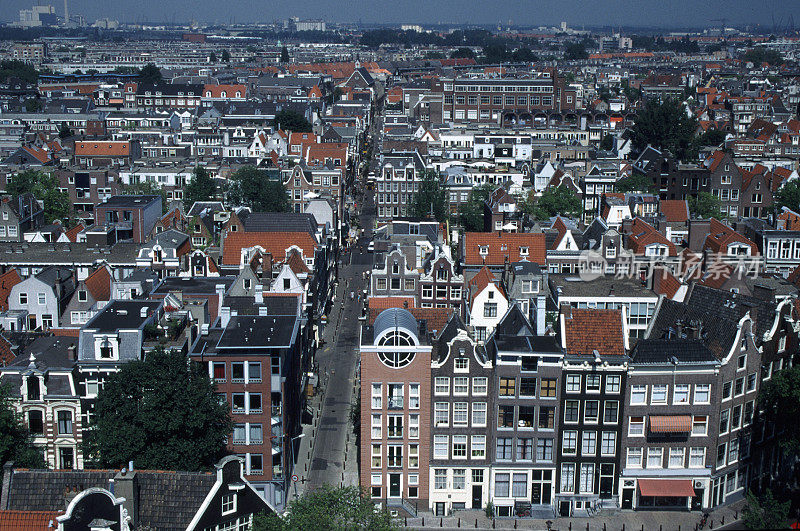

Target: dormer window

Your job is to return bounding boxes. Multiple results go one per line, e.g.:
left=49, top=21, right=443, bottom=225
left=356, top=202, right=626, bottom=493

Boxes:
left=519, top=246, right=529, bottom=256
left=26, top=375, right=40, bottom=401
left=479, top=246, right=488, bottom=256
left=78, top=290, right=87, bottom=302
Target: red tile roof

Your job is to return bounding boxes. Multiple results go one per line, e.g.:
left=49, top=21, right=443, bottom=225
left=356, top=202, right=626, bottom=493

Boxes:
left=563, top=308, right=626, bottom=357
left=0, top=269, right=21, bottom=312
left=222, top=232, right=318, bottom=266
left=0, top=510, right=61, bottom=530
left=659, top=200, right=689, bottom=223
left=626, top=218, right=677, bottom=256
left=467, top=266, right=505, bottom=305
left=703, top=218, right=758, bottom=255
left=84, top=265, right=112, bottom=302
left=652, top=267, right=683, bottom=299
left=64, top=223, right=85, bottom=243
left=463, top=232, right=546, bottom=266
left=0, top=334, right=14, bottom=366
left=202, top=84, right=247, bottom=98
left=75, top=141, right=130, bottom=157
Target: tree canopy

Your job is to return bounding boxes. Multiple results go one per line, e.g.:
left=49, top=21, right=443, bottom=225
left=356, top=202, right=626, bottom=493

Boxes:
left=410, top=170, right=448, bottom=222
left=741, top=489, right=790, bottom=530
left=138, top=63, right=162, bottom=85
left=280, top=46, right=290, bottom=63
left=629, top=97, right=698, bottom=161
left=743, top=48, right=784, bottom=66
left=525, top=186, right=581, bottom=220
left=615, top=172, right=655, bottom=193
left=564, top=38, right=594, bottom=61
left=759, top=364, right=800, bottom=457
left=0, top=60, right=39, bottom=84
left=450, top=47, right=475, bottom=60
left=774, top=180, right=800, bottom=213
left=221, top=50, right=231, bottom=62
left=83, top=348, right=232, bottom=471
left=0, top=385, right=46, bottom=470
left=184, top=165, right=217, bottom=208
left=458, top=184, right=494, bottom=232
left=274, top=109, right=312, bottom=133
left=227, top=166, right=290, bottom=213
left=253, top=486, right=398, bottom=531
left=7, top=169, right=70, bottom=224
left=688, top=191, right=723, bottom=219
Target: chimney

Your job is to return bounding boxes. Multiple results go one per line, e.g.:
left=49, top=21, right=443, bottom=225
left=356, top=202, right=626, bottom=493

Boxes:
left=535, top=295, right=546, bottom=336
left=113, top=469, right=139, bottom=527
left=63, top=485, right=80, bottom=508
left=67, top=344, right=77, bottom=361
left=254, top=285, right=263, bottom=304
left=258, top=306, right=268, bottom=316
left=215, top=284, right=225, bottom=320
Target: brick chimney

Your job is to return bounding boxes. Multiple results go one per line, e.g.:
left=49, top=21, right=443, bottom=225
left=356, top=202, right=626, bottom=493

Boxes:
left=113, top=468, right=139, bottom=526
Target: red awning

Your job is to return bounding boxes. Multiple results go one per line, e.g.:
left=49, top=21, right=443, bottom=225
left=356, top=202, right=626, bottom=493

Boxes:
left=638, top=479, right=696, bottom=497
left=649, top=415, right=692, bottom=433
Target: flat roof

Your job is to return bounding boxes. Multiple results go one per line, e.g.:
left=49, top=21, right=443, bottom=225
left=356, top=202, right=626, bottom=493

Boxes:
left=85, top=300, right=161, bottom=332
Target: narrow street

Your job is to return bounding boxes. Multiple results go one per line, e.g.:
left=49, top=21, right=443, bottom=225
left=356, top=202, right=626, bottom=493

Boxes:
left=293, top=109, right=379, bottom=497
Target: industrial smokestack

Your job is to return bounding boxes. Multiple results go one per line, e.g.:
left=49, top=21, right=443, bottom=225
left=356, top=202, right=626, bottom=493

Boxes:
left=63, top=0, right=69, bottom=24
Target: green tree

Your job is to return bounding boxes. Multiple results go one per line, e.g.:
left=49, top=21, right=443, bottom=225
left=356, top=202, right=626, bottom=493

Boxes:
left=280, top=46, right=290, bottom=63
left=252, top=485, right=398, bottom=531
left=120, top=180, right=167, bottom=214
left=7, top=170, right=70, bottom=223
left=774, top=180, right=800, bottom=213
left=450, top=47, right=475, bottom=60
left=564, top=38, right=594, bottom=60
left=759, top=364, right=800, bottom=455
left=688, top=191, right=723, bottom=219
left=138, top=63, right=162, bottom=85
left=24, top=97, right=42, bottom=112
left=83, top=348, right=232, bottom=471
left=526, top=186, right=581, bottom=220
left=743, top=48, right=783, bottom=66
left=698, top=128, right=726, bottom=148
left=221, top=50, right=230, bottom=62
left=741, top=489, right=790, bottom=530
left=410, top=170, right=448, bottom=222
left=0, top=385, right=46, bottom=470
left=0, top=59, right=39, bottom=84
left=511, top=47, right=537, bottom=62
left=184, top=165, right=217, bottom=208
left=630, top=97, right=698, bottom=161
left=209, top=52, right=217, bottom=63
left=58, top=122, right=72, bottom=139
left=615, top=172, right=655, bottom=193
left=274, top=109, right=312, bottom=133
left=600, top=133, right=614, bottom=151
left=458, top=183, right=493, bottom=232
left=227, top=166, right=290, bottom=212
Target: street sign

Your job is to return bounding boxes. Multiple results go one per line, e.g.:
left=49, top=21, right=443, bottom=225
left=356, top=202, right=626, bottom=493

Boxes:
left=291, top=474, right=299, bottom=482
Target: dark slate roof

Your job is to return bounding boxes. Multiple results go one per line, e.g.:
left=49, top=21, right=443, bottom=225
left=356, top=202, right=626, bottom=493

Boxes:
left=85, top=300, right=160, bottom=332
left=631, top=338, right=717, bottom=364
left=187, top=201, right=225, bottom=217
left=216, top=316, right=296, bottom=348
left=3, top=468, right=214, bottom=530
left=97, top=195, right=160, bottom=208
left=154, top=276, right=236, bottom=295
left=485, top=304, right=562, bottom=359
left=645, top=283, right=777, bottom=361
left=242, top=212, right=318, bottom=235
left=222, top=295, right=301, bottom=317
left=433, top=313, right=467, bottom=362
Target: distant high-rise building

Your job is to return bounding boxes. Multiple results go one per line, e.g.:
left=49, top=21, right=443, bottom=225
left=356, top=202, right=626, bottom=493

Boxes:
left=16, top=4, right=58, bottom=28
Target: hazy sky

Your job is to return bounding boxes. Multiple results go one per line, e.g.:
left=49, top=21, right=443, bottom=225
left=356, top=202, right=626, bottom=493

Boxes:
left=5, top=0, right=800, bottom=28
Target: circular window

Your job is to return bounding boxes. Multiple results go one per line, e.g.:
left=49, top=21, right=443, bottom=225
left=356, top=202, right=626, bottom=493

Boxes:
left=377, top=330, right=414, bottom=347
left=378, top=351, right=415, bottom=369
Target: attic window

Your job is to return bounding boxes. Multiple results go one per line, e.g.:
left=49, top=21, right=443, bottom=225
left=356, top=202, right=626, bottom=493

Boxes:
left=519, top=246, right=529, bottom=256
left=78, top=290, right=87, bottom=302
left=479, top=246, right=488, bottom=256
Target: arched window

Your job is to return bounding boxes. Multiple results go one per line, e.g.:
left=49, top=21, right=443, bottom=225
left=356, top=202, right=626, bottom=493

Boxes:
left=377, top=330, right=414, bottom=347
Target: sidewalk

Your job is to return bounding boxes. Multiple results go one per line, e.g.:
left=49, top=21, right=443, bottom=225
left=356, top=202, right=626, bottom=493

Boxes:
left=401, top=500, right=745, bottom=530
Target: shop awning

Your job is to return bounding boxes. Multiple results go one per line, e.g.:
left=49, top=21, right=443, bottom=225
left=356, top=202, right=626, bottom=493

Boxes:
left=638, top=479, right=695, bottom=497
left=649, top=415, right=691, bottom=433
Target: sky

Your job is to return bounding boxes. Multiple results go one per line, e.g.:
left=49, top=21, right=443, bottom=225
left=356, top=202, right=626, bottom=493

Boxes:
left=5, top=0, right=800, bottom=29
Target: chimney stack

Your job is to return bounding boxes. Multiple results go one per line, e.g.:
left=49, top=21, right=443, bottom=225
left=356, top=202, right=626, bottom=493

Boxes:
left=536, top=295, right=546, bottom=335
left=113, top=469, right=139, bottom=527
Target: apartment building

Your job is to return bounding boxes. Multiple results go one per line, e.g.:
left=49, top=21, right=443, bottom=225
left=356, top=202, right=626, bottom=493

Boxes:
left=376, top=151, right=426, bottom=221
